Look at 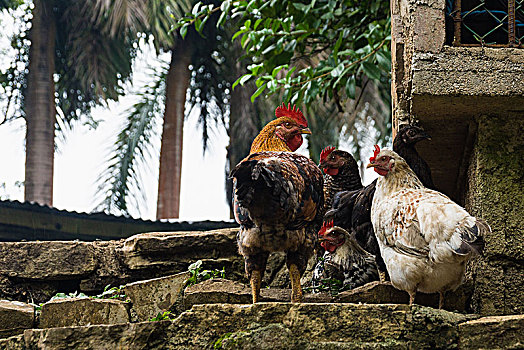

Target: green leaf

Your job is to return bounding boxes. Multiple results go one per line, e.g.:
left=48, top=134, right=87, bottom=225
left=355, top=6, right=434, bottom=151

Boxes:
left=330, top=63, right=345, bottom=77
left=345, top=75, right=356, bottom=99
left=251, top=82, right=267, bottom=102
left=271, top=65, right=287, bottom=78
left=180, top=24, right=188, bottom=39
left=333, top=31, right=344, bottom=65
left=220, top=0, right=231, bottom=12
left=361, top=61, right=382, bottom=81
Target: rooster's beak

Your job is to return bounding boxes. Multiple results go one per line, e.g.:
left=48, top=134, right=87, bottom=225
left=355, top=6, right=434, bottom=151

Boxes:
left=366, top=162, right=376, bottom=169
left=301, top=127, right=312, bottom=135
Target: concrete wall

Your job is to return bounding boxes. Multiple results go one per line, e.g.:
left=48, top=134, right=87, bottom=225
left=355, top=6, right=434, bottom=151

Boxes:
left=391, top=0, right=524, bottom=315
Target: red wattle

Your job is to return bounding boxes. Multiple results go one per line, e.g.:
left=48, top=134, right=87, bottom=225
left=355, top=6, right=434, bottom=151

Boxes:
left=287, top=134, right=303, bottom=151
left=325, top=168, right=339, bottom=176
left=374, top=168, right=388, bottom=176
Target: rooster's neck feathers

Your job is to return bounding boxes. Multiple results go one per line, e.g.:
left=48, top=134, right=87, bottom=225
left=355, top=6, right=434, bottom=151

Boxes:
left=249, top=123, right=291, bottom=154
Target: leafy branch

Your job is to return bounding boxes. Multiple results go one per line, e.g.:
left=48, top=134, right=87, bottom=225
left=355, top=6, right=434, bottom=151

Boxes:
left=171, top=0, right=391, bottom=107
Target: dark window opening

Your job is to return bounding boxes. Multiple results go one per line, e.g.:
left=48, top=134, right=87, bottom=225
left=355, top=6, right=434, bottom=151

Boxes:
left=446, top=0, right=524, bottom=47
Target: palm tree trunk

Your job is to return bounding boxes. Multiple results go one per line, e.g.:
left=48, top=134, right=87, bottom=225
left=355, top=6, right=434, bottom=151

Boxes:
left=25, top=0, right=56, bottom=206
left=156, top=40, right=191, bottom=219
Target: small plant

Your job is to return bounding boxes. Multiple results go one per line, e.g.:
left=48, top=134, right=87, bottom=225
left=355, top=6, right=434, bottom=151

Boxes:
left=213, top=332, right=233, bottom=349
left=186, top=260, right=227, bottom=287
left=149, top=311, right=175, bottom=322
left=50, top=291, right=90, bottom=301
left=93, top=284, right=127, bottom=300
left=304, top=277, right=344, bottom=296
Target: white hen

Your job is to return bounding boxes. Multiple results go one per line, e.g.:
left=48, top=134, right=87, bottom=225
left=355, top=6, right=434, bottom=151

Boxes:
left=367, top=146, right=489, bottom=308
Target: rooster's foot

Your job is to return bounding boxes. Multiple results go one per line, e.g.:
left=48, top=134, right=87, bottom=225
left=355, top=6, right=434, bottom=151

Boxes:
left=289, top=264, right=303, bottom=303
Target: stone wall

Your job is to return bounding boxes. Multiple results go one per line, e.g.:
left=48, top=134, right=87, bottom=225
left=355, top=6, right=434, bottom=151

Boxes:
left=466, top=116, right=524, bottom=315
left=391, top=0, right=524, bottom=315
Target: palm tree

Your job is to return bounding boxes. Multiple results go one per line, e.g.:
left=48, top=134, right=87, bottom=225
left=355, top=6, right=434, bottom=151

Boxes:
left=96, top=0, right=233, bottom=219
left=1, top=0, right=145, bottom=206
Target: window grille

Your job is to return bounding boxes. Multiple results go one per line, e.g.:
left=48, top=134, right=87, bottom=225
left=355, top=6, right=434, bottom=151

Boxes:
left=446, top=0, right=524, bottom=47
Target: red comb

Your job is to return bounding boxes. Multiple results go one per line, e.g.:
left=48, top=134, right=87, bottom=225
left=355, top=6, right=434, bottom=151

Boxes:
left=275, top=102, right=307, bottom=127
left=369, top=144, right=380, bottom=162
left=320, top=146, right=335, bottom=163
left=318, top=220, right=334, bottom=236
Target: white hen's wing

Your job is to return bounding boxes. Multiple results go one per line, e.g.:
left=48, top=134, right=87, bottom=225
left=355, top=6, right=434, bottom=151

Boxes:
left=374, top=188, right=486, bottom=263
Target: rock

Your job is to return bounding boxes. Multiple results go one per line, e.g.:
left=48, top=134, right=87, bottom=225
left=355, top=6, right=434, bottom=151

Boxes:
left=169, top=303, right=472, bottom=349
left=0, top=334, right=24, bottom=350
left=118, top=229, right=239, bottom=270
left=124, top=272, right=190, bottom=321
left=1, top=321, right=172, bottom=350
left=458, top=314, right=524, bottom=349
left=184, top=278, right=252, bottom=307
left=7, top=303, right=519, bottom=349
left=0, top=300, right=34, bottom=338
left=0, top=241, right=97, bottom=280
left=39, top=298, right=130, bottom=328
left=336, top=281, right=472, bottom=312
left=183, top=279, right=331, bottom=308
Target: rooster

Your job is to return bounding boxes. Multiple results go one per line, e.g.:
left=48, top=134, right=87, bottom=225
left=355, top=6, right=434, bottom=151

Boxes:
left=231, top=103, right=323, bottom=303
left=367, top=146, right=489, bottom=308
left=324, top=124, right=435, bottom=280
left=311, top=220, right=379, bottom=293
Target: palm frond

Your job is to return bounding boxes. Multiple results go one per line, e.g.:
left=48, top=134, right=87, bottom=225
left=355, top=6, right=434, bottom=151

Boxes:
left=94, top=60, right=168, bottom=216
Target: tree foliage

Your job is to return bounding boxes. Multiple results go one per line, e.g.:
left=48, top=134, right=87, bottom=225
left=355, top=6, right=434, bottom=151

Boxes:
left=176, top=0, right=391, bottom=112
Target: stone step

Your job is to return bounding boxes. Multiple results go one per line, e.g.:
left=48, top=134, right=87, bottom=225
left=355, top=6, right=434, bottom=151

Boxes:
left=0, top=276, right=474, bottom=337
left=0, top=303, right=521, bottom=349
left=184, top=279, right=471, bottom=312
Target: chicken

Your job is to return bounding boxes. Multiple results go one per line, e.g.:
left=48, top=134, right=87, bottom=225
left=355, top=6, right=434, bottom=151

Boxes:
left=310, top=220, right=379, bottom=293
left=231, top=103, right=324, bottom=303
left=318, top=146, right=363, bottom=215
left=394, top=124, right=435, bottom=189
left=367, top=146, right=489, bottom=308
left=324, top=124, right=435, bottom=280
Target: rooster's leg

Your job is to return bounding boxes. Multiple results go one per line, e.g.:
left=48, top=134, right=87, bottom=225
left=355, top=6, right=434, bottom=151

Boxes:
left=288, top=264, right=303, bottom=303
left=250, top=270, right=262, bottom=303
left=379, top=271, right=387, bottom=283
left=287, top=250, right=308, bottom=303
left=244, top=253, right=269, bottom=304
left=438, top=291, right=445, bottom=309
left=408, top=291, right=416, bottom=306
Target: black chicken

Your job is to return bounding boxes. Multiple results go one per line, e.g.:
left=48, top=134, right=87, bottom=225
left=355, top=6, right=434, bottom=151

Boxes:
left=318, top=146, right=363, bottom=216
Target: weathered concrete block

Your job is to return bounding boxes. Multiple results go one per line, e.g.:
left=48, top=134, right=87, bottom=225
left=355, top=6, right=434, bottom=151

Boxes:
left=184, top=278, right=252, bottom=308
left=169, top=303, right=473, bottom=349
left=9, top=304, right=521, bottom=349
left=39, top=298, right=130, bottom=328
left=0, top=334, right=24, bottom=350
left=0, top=241, right=97, bottom=280
left=5, top=321, right=171, bottom=350
left=183, top=279, right=331, bottom=309
left=118, top=229, right=239, bottom=270
left=336, top=281, right=472, bottom=312
left=412, top=5, right=445, bottom=53
left=0, top=300, right=34, bottom=338
left=124, top=271, right=190, bottom=321
left=459, top=315, right=524, bottom=349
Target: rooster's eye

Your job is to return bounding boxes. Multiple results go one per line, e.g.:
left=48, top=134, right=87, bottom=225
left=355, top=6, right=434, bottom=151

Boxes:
left=283, top=122, right=292, bottom=128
